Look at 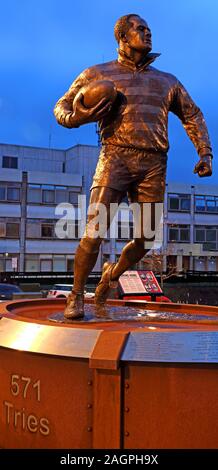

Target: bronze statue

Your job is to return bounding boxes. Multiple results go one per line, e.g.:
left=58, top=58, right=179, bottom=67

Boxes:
left=54, top=14, right=213, bottom=319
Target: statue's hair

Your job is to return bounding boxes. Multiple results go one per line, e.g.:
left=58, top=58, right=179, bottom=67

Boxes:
left=114, top=14, right=140, bottom=43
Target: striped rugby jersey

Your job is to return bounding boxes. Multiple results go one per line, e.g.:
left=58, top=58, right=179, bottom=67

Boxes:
left=54, top=52, right=212, bottom=157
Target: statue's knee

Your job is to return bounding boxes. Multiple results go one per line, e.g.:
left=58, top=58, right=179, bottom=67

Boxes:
left=80, top=236, right=102, bottom=254
left=134, top=238, right=148, bottom=253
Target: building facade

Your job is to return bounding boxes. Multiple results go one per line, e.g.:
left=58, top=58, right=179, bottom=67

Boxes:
left=163, top=182, right=218, bottom=272
left=0, top=142, right=218, bottom=274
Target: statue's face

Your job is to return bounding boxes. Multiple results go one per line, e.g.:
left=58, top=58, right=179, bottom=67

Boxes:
left=124, top=16, right=152, bottom=53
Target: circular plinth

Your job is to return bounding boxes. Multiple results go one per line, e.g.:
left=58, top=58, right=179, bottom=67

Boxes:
left=1, top=297, right=218, bottom=332
left=48, top=303, right=218, bottom=325
left=1, top=298, right=218, bottom=450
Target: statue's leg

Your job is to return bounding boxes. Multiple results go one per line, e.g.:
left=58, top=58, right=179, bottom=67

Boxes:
left=94, top=203, right=148, bottom=309
left=111, top=202, right=158, bottom=279
left=94, top=152, right=166, bottom=311
left=64, top=186, right=123, bottom=319
left=111, top=239, right=149, bottom=279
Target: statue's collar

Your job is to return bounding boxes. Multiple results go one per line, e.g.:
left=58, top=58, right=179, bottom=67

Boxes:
left=117, top=49, right=161, bottom=71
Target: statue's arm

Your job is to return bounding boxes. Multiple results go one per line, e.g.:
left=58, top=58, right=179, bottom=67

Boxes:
left=54, top=70, right=112, bottom=128
left=170, top=80, right=213, bottom=176
left=170, top=81, right=213, bottom=158
left=53, top=72, right=87, bottom=128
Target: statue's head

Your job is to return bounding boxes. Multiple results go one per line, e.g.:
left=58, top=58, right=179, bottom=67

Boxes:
left=114, top=14, right=152, bottom=54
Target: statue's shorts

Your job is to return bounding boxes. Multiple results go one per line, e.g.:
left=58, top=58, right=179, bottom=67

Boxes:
left=91, top=144, right=167, bottom=203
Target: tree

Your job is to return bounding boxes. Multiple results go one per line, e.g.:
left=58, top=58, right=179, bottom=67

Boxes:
left=143, top=248, right=180, bottom=289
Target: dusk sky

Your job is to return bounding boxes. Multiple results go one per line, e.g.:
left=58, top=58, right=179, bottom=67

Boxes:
left=0, top=0, right=217, bottom=184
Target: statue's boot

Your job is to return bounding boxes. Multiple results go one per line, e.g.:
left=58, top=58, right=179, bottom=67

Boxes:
left=94, top=262, right=118, bottom=315
left=64, top=291, right=84, bottom=319
left=64, top=243, right=99, bottom=320
left=94, top=240, right=149, bottom=316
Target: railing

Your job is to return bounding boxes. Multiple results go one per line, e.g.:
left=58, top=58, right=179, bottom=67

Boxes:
left=0, top=271, right=101, bottom=285
left=1, top=270, right=218, bottom=286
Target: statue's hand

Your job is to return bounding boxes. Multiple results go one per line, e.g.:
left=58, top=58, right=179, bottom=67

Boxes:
left=193, top=155, right=213, bottom=177
left=71, top=92, right=112, bottom=126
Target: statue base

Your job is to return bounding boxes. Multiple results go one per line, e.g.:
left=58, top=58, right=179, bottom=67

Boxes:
left=1, top=298, right=218, bottom=449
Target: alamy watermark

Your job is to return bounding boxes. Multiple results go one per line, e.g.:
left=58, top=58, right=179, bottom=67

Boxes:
left=55, top=195, right=163, bottom=250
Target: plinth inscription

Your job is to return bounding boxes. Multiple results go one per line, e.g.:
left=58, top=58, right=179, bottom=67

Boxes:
left=121, top=331, right=218, bottom=363
left=2, top=373, right=50, bottom=435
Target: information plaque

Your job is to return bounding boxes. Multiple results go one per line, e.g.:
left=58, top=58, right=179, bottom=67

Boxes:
left=121, top=331, right=218, bottom=363
left=119, top=270, right=162, bottom=295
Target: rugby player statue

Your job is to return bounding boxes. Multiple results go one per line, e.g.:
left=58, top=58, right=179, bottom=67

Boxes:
left=54, top=14, right=213, bottom=319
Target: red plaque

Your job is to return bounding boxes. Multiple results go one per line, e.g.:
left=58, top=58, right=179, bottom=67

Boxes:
left=119, top=270, right=163, bottom=295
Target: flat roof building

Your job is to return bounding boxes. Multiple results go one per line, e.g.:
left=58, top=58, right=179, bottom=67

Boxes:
left=0, top=142, right=218, bottom=274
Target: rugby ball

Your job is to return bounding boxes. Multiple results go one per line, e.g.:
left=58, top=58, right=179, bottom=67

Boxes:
left=79, top=80, right=117, bottom=108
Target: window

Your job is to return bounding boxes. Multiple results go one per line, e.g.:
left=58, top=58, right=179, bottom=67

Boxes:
left=0, top=184, right=20, bottom=201
left=203, top=242, right=217, bottom=251
left=206, top=199, right=216, bottom=212
left=118, top=221, right=134, bottom=239
left=6, top=223, right=20, bottom=237
left=194, top=257, right=206, bottom=271
left=168, top=225, right=190, bottom=243
left=102, top=254, right=110, bottom=264
left=65, top=220, right=79, bottom=238
left=168, top=195, right=179, bottom=211
left=195, top=228, right=205, bottom=242
left=41, top=185, right=55, bottom=204
left=53, top=256, right=66, bottom=271
left=206, top=229, right=216, bottom=242
left=27, top=184, right=81, bottom=205
left=181, top=198, right=190, bottom=210
left=27, top=219, right=60, bottom=238
left=40, top=259, right=52, bottom=271
left=208, top=257, right=216, bottom=271
left=75, top=220, right=79, bottom=238
left=67, top=259, right=74, bottom=272
left=25, top=256, right=39, bottom=272
left=42, top=190, right=55, bottom=204
left=195, top=195, right=218, bottom=213
left=27, top=184, right=41, bottom=203
left=56, top=187, right=67, bottom=204
left=0, top=223, right=6, bottom=237
left=26, top=220, right=41, bottom=238
left=5, top=258, right=13, bottom=272
left=194, top=226, right=218, bottom=251
left=168, top=228, right=179, bottom=241
left=41, top=224, right=54, bottom=238
left=69, top=192, right=78, bottom=204
left=2, top=156, right=18, bottom=169
left=168, top=194, right=191, bottom=212
left=0, top=218, right=20, bottom=238
left=0, top=258, right=4, bottom=272
left=7, top=187, right=20, bottom=201
left=195, top=196, right=205, bottom=212
left=180, top=227, right=190, bottom=241
left=0, top=186, right=6, bottom=200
